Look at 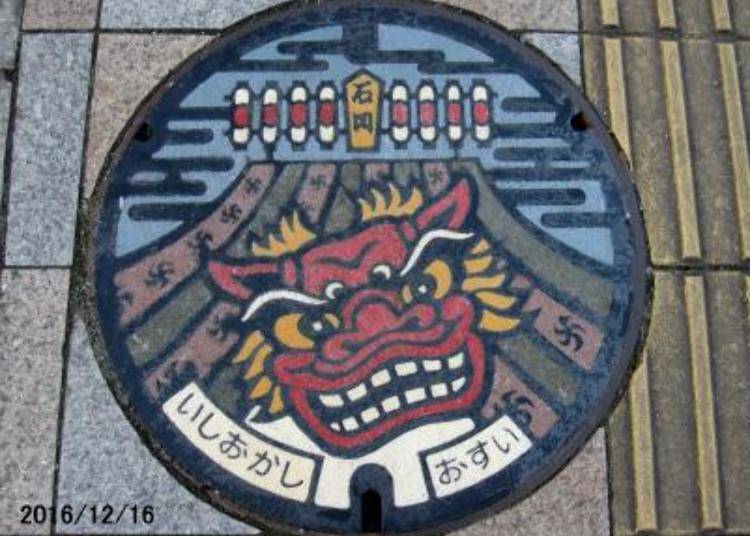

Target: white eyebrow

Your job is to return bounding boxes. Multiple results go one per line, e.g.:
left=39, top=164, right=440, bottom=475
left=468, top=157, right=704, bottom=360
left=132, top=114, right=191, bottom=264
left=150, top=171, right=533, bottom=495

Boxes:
left=400, top=229, right=475, bottom=277
left=241, top=290, right=327, bottom=322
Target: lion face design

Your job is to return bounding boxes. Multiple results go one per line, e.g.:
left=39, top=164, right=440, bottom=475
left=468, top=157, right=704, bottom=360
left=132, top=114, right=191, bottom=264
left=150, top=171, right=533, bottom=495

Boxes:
left=208, top=179, right=522, bottom=453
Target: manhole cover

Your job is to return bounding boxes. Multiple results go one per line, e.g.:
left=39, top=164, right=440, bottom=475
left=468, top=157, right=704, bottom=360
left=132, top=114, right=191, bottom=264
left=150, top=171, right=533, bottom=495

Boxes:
left=87, top=1, right=649, bottom=533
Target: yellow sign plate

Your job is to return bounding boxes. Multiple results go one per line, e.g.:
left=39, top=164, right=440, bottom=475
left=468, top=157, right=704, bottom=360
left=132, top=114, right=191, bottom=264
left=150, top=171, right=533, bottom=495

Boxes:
left=345, top=70, right=382, bottom=150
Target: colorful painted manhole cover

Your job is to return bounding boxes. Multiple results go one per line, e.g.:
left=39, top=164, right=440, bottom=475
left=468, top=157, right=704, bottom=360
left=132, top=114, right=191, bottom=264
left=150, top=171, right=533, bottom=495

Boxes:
left=87, top=1, right=649, bottom=533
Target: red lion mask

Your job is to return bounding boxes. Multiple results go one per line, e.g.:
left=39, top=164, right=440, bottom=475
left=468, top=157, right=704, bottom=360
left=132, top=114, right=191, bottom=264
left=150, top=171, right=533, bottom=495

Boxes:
left=208, top=179, right=521, bottom=452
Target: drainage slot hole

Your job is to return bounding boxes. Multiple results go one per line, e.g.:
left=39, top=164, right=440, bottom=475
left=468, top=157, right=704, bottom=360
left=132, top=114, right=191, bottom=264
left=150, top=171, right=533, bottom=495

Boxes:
left=361, top=489, right=382, bottom=533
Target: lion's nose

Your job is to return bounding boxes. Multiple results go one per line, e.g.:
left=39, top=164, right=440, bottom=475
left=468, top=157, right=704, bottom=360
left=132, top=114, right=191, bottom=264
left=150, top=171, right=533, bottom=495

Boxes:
left=353, top=301, right=400, bottom=336
left=320, top=288, right=436, bottom=363
left=339, top=289, right=403, bottom=330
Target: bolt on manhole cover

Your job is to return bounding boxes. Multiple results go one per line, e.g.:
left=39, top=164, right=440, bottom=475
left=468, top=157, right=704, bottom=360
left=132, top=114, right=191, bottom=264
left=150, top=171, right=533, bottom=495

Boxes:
left=86, top=0, right=650, bottom=533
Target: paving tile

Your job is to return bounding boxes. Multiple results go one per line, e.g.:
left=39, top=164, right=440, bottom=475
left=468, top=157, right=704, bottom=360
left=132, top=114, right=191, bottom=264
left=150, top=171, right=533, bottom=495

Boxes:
left=0, top=269, right=70, bottom=534
left=23, top=0, right=99, bottom=30
left=455, top=430, right=609, bottom=536
left=0, top=0, right=22, bottom=69
left=5, top=34, right=93, bottom=266
left=581, top=0, right=750, bottom=36
left=680, top=39, right=742, bottom=263
left=100, top=0, right=279, bottom=29
left=733, top=1, right=750, bottom=34
left=607, top=271, right=750, bottom=536
left=84, top=33, right=211, bottom=198
left=57, top=316, right=259, bottom=534
left=0, top=78, right=11, bottom=202
left=450, top=0, right=579, bottom=31
left=583, top=34, right=750, bottom=265
left=522, top=32, right=581, bottom=85
left=100, top=0, right=578, bottom=31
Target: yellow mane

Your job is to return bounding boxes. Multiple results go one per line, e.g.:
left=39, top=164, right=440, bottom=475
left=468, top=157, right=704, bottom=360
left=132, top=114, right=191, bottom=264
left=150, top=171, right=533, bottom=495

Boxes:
left=251, top=211, right=316, bottom=258
left=358, top=184, right=424, bottom=221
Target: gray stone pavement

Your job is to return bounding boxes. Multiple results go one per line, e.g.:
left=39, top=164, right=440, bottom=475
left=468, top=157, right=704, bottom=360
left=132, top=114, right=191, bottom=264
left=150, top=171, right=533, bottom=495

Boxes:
left=454, top=430, right=609, bottom=536
left=5, top=33, right=91, bottom=266
left=0, top=79, right=10, bottom=202
left=0, top=0, right=21, bottom=68
left=0, top=1, right=610, bottom=534
left=98, top=0, right=578, bottom=31
left=0, top=269, right=70, bottom=534
left=23, top=0, right=98, bottom=30
left=57, top=318, right=256, bottom=534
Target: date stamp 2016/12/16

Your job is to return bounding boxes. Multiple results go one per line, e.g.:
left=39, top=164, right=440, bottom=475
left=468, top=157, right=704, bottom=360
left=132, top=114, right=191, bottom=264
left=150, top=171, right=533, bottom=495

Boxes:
left=20, top=504, right=154, bottom=527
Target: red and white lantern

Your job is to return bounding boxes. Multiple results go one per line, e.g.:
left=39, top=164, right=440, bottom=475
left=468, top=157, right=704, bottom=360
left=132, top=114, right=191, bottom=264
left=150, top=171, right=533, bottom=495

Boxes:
left=317, top=85, right=337, bottom=145
left=472, top=84, right=491, bottom=142
left=289, top=84, right=309, bottom=145
left=261, top=87, right=280, bottom=144
left=418, top=83, right=437, bottom=143
left=231, top=79, right=496, bottom=149
left=231, top=86, right=251, bottom=146
left=390, top=83, right=410, bottom=144
left=445, top=83, right=464, bottom=143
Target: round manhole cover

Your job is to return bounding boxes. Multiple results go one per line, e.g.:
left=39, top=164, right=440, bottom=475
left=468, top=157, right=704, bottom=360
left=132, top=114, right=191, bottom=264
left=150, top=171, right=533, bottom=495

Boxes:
left=87, top=1, right=649, bottom=533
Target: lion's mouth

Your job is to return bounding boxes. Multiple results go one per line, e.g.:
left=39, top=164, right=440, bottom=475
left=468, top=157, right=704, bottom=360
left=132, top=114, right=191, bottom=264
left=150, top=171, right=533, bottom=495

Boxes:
left=286, top=334, right=485, bottom=451
left=314, top=351, right=471, bottom=434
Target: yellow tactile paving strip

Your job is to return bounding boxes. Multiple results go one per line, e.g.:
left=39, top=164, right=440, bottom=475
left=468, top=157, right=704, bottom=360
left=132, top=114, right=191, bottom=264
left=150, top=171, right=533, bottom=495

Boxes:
left=582, top=0, right=750, bottom=36
left=626, top=352, right=657, bottom=533
left=683, top=276, right=723, bottom=532
left=660, top=40, right=702, bottom=262
left=606, top=273, right=750, bottom=535
left=656, top=0, right=678, bottom=30
left=712, top=0, right=734, bottom=31
left=583, top=31, right=749, bottom=264
left=718, top=42, right=750, bottom=260
left=582, top=3, right=750, bottom=535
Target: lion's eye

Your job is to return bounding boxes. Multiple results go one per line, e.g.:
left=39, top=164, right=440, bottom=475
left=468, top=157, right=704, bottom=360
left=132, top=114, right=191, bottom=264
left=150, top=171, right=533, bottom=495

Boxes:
left=372, top=264, right=392, bottom=281
left=301, top=313, right=340, bottom=340
left=402, top=260, right=453, bottom=303
left=274, top=313, right=314, bottom=349
left=274, top=312, right=340, bottom=349
left=324, top=281, right=344, bottom=300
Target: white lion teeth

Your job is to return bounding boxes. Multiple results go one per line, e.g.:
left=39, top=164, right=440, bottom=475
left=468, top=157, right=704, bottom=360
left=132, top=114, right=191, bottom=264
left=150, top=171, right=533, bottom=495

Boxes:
left=451, top=377, right=467, bottom=392
left=447, top=352, right=465, bottom=369
left=320, top=394, right=344, bottom=408
left=405, top=387, right=427, bottom=404
left=361, top=407, right=380, bottom=424
left=347, top=383, right=367, bottom=402
left=395, top=361, right=418, bottom=376
left=324, top=355, right=471, bottom=432
left=423, top=360, right=442, bottom=372
left=370, top=369, right=391, bottom=387
left=342, top=417, right=359, bottom=431
left=430, top=383, right=449, bottom=398
left=381, top=396, right=401, bottom=413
